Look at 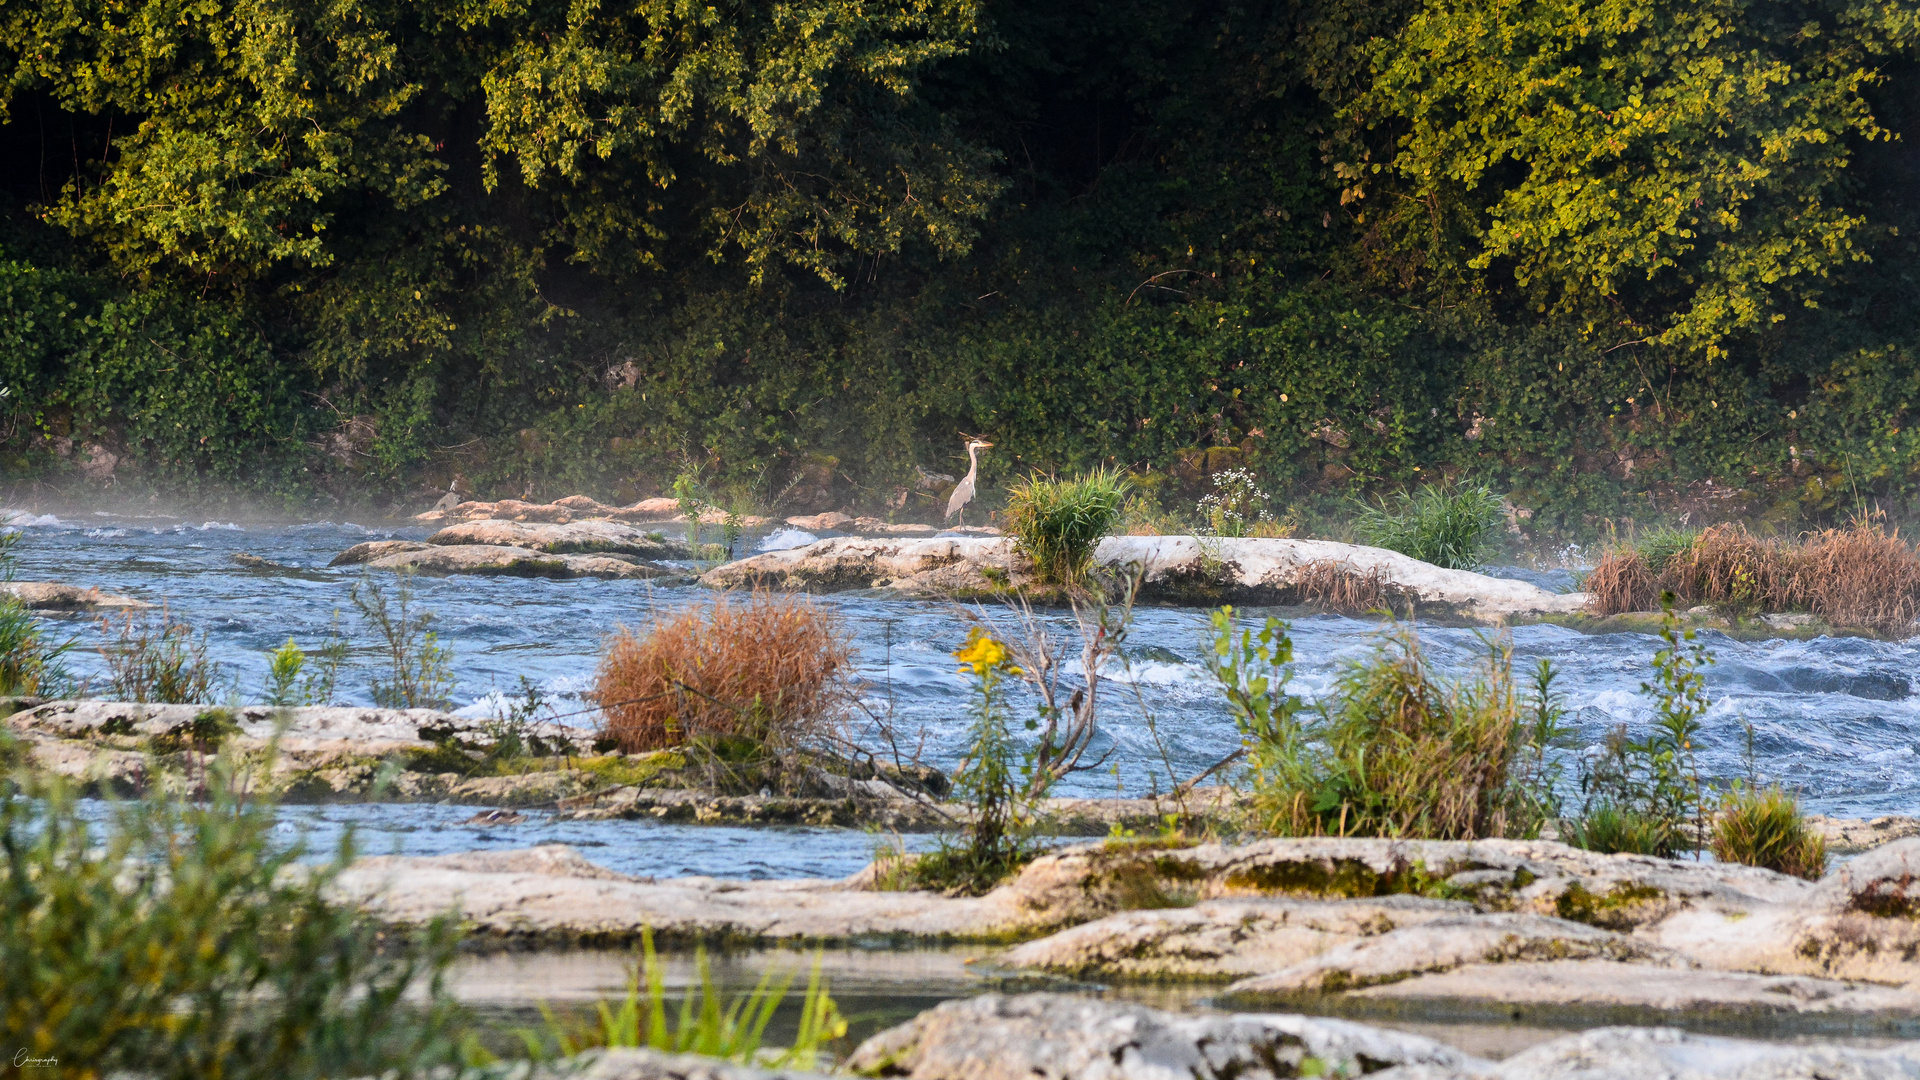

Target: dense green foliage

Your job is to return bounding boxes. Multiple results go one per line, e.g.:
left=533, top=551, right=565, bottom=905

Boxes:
left=0, top=760, right=468, bottom=1079
left=2, top=0, right=1919, bottom=528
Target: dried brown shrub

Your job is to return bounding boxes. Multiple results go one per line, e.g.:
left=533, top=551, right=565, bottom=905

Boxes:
left=1583, top=551, right=1658, bottom=615
left=595, top=591, right=853, bottom=753
left=1789, top=523, right=1920, bottom=633
left=1660, top=524, right=1792, bottom=612
left=1291, top=560, right=1408, bottom=613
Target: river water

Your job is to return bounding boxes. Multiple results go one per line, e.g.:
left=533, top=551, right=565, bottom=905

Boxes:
left=12, top=511, right=1920, bottom=879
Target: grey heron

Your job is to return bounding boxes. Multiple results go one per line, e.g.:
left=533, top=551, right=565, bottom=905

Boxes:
left=944, top=438, right=994, bottom=525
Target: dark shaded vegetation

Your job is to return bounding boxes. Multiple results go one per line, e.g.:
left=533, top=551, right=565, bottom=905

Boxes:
left=0, top=1, right=1915, bottom=534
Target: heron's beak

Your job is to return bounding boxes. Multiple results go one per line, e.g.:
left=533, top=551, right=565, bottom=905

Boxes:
left=979, top=441, right=994, bottom=448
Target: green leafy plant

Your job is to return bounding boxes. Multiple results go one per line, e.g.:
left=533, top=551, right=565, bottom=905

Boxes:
left=1567, top=599, right=1713, bottom=857
left=904, top=627, right=1043, bottom=894
left=351, top=572, right=454, bottom=710
left=0, top=758, right=469, bottom=1079
left=1352, top=482, right=1505, bottom=570
left=1004, top=468, right=1132, bottom=585
left=0, top=532, right=72, bottom=697
left=101, top=611, right=222, bottom=704
left=521, top=927, right=845, bottom=1069
left=1712, top=783, right=1827, bottom=880
left=1208, top=609, right=1561, bottom=840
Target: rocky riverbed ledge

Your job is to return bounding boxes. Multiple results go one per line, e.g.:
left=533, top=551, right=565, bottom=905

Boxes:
left=0, top=700, right=1235, bottom=833
left=702, top=535, right=1587, bottom=621
left=335, top=834, right=1920, bottom=1041
left=503, top=1001, right=1920, bottom=1080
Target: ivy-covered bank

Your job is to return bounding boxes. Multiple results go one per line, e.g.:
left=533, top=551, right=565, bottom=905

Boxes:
left=2, top=0, right=1919, bottom=536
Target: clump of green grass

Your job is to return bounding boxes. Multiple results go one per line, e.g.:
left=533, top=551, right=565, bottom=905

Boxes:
left=0, top=757, right=468, bottom=1078
left=1635, top=525, right=1702, bottom=575
left=101, top=610, right=222, bottom=703
left=519, top=927, right=845, bottom=1070
left=1351, top=482, right=1505, bottom=570
left=1712, top=784, right=1827, bottom=879
left=1208, top=610, right=1563, bottom=841
left=1005, top=468, right=1132, bottom=585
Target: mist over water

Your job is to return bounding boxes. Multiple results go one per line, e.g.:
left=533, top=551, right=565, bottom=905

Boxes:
left=13, top=510, right=1920, bottom=876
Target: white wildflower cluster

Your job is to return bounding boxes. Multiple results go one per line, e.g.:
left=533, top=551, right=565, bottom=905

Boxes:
left=1196, top=468, right=1274, bottom=537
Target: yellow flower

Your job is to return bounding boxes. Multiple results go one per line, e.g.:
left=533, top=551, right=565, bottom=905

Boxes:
left=953, top=626, right=1012, bottom=675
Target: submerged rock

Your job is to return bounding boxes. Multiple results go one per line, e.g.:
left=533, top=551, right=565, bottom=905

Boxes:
left=427, top=518, right=692, bottom=558
left=0, top=581, right=149, bottom=610
left=701, top=535, right=1585, bottom=620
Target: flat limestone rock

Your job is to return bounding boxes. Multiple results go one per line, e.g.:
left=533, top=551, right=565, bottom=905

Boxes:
left=1220, top=914, right=1686, bottom=996
left=1, top=581, right=149, bottom=610
left=1343, top=959, right=1920, bottom=1023
left=701, top=535, right=1586, bottom=620
left=427, top=519, right=691, bottom=558
left=567, top=1047, right=831, bottom=1080
left=415, top=495, right=769, bottom=528
left=1450, top=1025, right=1920, bottom=1080
left=784, top=512, right=854, bottom=531
left=1808, top=814, right=1920, bottom=854
left=330, top=539, right=432, bottom=566
left=365, top=543, right=674, bottom=579
left=843, top=992, right=1481, bottom=1080
left=351, top=843, right=645, bottom=882
left=328, top=856, right=1019, bottom=944
left=1000, top=896, right=1476, bottom=980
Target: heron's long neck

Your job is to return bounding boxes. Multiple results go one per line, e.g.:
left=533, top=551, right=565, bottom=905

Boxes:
left=964, top=445, right=980, bottom=482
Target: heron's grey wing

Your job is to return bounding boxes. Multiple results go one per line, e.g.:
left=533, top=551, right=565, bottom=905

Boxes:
left=945, top=478, right=974, bottom=520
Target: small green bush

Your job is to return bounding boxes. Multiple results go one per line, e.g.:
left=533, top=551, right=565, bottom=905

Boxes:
left=1712, top=784, right=1827, bottom=879
left=1352, top=482, right=1505, bottom=570
left=1005, top=468, right=1132, bottom=585
left=1566, top=602, right=1712, bottom=858
left=0, top=761, right=468, bottom=1079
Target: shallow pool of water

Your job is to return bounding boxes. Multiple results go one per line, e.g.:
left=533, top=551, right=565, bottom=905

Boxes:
left=13, top=511, right=1920, bottom=879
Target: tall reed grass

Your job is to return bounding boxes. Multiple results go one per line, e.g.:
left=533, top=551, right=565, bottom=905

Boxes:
left=595, top=592, right=853, bottom=765
left=1004, top=469, right=1131, bottom=584
left=1584, top=520, right=1920, bottom=633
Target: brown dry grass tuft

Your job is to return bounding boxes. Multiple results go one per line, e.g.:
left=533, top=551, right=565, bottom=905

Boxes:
left=1291, top=560, right=1408, bottom=613
left=1583, top=551, right=1658, bottom=615
left=1791, top=523, right=1920, bottom=634
left=1583, top=520, right=1920, bottom=633
left=595, top=591, right=853, bottom=754
left=1665, top=524, right=1791, bottom=613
